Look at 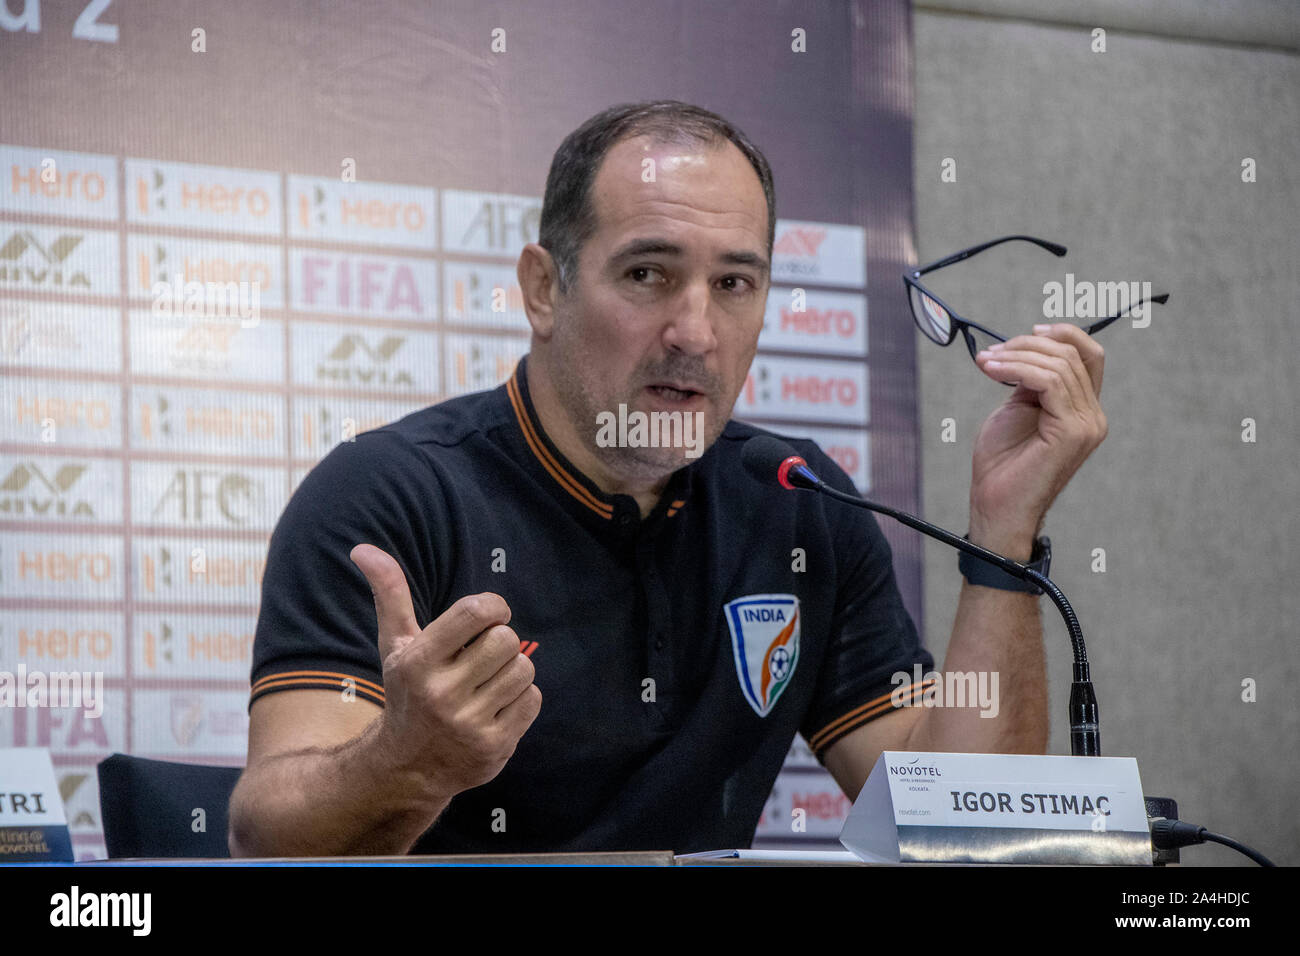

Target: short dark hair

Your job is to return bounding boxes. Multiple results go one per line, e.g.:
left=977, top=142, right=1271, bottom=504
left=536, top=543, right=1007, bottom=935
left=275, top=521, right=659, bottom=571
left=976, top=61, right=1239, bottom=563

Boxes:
left=538, top=100, right=776, bottom=295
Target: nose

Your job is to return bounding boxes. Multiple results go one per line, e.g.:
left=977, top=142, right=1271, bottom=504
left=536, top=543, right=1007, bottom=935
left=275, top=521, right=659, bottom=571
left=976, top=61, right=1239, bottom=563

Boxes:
left=662, top=280, right=717, bottom=356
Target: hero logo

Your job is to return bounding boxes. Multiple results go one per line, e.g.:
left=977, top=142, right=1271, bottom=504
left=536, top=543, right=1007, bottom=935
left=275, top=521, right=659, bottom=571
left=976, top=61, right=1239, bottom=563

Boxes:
left=300, top=405, right=392, bottom=451
left=298, top=185, right=427, bottom=232
left=18, top=626, right=114, bottom=663
left=17, top=547, right=114, bottom=585
left=16, top=395, right=111, bottom=430
left=135, top=168, right=272, bottom=218
left=137, top=243, right=270, bottom=289
left=782, top=375, right=858, bottom=406
left=451, top=269, right=525, bottom=316
left=8, top=162, right=107, bottom=203
left=0, top=232, right=89, bottom=289
left=138, top=546, right=174, bottom=594
left=780, top=307, right=857, bottom=338
left=740, top=367, right=860, bottom=408
left=138, top=392, right=274, bottom=441
left=448, top=340, right=525, bottom=393
left=141, top=621, right=173, bottom=670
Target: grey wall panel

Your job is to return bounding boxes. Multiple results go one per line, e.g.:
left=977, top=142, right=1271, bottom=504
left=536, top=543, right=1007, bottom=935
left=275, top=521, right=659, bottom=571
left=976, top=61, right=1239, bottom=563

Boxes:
left=913, top=7, right=1299, bottom=865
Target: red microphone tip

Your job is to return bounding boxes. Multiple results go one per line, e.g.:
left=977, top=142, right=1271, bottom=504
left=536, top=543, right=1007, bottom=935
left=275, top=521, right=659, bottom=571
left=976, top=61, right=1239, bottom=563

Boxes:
left=776, top=455, right=807, bottom=490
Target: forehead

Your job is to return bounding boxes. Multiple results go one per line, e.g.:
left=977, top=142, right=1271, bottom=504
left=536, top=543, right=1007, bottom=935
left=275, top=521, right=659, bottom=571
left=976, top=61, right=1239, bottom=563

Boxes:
left=585, top=134, right=768, bottom=255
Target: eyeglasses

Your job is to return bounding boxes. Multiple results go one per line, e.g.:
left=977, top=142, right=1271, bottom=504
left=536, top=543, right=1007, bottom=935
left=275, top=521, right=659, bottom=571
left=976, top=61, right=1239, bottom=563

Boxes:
left=903, top=235, right=1170, bottom=384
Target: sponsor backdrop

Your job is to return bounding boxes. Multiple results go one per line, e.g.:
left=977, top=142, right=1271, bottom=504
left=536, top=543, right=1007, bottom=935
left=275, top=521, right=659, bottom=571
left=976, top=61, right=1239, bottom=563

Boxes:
left=0, top=0, right=919, bottom=857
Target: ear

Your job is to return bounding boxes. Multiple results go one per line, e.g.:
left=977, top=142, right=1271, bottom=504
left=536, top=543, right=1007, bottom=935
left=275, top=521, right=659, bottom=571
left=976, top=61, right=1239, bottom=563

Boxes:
left=517, top=243, right=560, bottom=340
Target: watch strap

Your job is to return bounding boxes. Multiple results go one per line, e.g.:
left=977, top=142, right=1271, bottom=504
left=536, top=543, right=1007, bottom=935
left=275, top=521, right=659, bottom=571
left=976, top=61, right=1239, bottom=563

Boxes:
left=958, top=535, right=1050, bottom=594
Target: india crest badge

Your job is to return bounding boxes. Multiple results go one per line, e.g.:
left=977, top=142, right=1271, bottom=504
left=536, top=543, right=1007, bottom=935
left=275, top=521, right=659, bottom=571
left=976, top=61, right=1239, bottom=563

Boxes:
left=724, top=594, right=801, bottom=717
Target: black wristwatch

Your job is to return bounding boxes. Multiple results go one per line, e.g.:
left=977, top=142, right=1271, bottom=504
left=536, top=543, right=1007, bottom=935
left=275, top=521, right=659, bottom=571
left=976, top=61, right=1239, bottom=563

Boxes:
left=958, top=535, right=1051, bottom=595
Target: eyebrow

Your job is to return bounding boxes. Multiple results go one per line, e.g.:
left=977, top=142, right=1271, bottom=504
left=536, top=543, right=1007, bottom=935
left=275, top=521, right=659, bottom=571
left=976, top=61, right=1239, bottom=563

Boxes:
left=608, top=237, right=770, bottom=276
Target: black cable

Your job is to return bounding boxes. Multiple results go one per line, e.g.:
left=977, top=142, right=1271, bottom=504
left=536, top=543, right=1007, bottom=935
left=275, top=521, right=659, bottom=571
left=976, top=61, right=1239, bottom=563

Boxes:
left=1201, top=831, right=1276, bottom=868
left=1149, top=818, right=1275, bottom=866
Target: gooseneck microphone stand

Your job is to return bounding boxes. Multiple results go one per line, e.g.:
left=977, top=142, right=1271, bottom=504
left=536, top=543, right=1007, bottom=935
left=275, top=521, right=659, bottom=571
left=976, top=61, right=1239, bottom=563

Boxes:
left=743, top=436, right=1279, bottom=864
left=741, top=435, right=1099, bottom=756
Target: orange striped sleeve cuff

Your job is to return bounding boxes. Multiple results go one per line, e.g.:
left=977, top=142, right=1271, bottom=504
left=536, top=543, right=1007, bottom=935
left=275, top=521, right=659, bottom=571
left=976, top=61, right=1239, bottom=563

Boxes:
left=807, top=678, right=936, bottom=756
left=249, top=670, right=385, bottom=707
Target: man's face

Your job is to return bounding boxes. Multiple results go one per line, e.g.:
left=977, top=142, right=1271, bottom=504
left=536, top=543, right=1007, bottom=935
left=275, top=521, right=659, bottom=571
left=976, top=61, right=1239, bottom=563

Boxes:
left=547, top=134, right=770, bottom=481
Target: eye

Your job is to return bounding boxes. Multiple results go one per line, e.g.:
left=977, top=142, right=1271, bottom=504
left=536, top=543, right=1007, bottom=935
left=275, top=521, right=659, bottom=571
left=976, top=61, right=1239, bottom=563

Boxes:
left=719, top=275, right=756, bottom=294
left=626, top=265, right=663, bottom=284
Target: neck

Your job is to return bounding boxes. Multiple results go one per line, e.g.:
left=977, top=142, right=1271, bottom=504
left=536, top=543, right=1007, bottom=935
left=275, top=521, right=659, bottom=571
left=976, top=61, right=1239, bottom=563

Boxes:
left=525, top=355, right=669, bottom=518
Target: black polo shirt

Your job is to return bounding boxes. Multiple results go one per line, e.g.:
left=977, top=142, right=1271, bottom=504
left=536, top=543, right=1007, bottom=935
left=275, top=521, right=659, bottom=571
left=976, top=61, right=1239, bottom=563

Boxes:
left=249, top=353, right=933, bottom=853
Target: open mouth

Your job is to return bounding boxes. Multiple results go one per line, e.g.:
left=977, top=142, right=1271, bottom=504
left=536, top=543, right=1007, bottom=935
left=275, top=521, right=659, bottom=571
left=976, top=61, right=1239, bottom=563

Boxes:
left=647, top=384, right=702, bottom=402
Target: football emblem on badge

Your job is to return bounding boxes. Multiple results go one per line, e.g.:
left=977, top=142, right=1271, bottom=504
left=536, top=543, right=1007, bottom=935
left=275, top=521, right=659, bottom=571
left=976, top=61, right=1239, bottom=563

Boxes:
left=724, top=594, right=801, bottom=717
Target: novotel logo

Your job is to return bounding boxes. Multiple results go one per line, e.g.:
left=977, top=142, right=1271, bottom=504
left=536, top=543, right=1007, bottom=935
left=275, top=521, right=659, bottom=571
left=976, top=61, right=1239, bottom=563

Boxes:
left=742, top=608, right=788, bottom=623
left=888, top=764, right=942, bottom=777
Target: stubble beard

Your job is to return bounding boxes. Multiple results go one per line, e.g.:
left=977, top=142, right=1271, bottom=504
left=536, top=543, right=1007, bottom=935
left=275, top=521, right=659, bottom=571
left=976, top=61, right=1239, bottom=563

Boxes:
left=548, top=331, right=731, bottom=484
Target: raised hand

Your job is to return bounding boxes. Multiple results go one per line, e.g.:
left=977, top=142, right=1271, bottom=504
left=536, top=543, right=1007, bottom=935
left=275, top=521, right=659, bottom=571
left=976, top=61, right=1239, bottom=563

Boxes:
left=969, top=324, right=1108, bottom=556
left=349, top=543, right=542, bottom=800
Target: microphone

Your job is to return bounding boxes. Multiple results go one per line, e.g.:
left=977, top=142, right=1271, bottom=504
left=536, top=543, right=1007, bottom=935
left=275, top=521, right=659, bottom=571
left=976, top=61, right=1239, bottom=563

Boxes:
left=741, top=436, right=820, bottom=490
left=742, top=434, right=1100, bottom=758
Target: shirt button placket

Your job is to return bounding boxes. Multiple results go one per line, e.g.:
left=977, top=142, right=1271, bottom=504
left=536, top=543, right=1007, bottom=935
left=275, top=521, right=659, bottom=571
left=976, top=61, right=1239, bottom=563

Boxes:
left=639, top=541, right=673, bottom=728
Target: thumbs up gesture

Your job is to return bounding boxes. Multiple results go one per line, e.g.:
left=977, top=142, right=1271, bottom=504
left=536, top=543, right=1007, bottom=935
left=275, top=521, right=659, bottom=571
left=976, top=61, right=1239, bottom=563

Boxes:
left=349, top=543, right=542, bottom=799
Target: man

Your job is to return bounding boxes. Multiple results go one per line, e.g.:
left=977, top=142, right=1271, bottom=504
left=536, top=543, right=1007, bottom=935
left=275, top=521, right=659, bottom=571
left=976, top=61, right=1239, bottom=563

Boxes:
left=228, top=100, right=1107, bottom=856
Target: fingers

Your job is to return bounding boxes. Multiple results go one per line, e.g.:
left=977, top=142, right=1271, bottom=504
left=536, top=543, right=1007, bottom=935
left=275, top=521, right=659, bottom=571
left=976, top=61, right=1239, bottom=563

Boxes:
left=349, top=543, right=514, bottom=673
left=974, top=331, right=1109, bottom=455
left=495, top=683, right=543, bottom=737
left=460, top=623, right=526, bottom=689
left=350, top=543, right=420, bottom=664
left=1032, top=323, right=1105, bottom=397
left=975, top=331, right=1100, bottom=421
left=472, top=649, right=537, bottom=716
left=408, top=591, right=514, bottom=670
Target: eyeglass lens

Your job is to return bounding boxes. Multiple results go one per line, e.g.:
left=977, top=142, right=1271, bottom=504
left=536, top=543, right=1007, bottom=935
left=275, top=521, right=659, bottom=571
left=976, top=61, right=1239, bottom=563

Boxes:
left=909, top=284, right=951, bottom=343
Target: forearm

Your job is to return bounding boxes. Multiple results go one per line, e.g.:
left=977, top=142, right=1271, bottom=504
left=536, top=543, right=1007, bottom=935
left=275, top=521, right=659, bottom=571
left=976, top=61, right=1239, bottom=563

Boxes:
left=907, top=578, right=1048, bottom=754
left=906, top=512, right=1049, bottom=755
left=228, top=718, right=453, bottom=857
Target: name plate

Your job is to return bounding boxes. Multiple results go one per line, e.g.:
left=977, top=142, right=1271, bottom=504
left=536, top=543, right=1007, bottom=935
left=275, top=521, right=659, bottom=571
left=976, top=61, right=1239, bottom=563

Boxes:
left=840, top=751, right=1151, bottom=866
left=0, top=747, right=74, bottom=862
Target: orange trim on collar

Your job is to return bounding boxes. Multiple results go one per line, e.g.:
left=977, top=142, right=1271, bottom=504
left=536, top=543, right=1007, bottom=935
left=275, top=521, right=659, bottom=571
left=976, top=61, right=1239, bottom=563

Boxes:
left=507, top=366, right=614, bottom=519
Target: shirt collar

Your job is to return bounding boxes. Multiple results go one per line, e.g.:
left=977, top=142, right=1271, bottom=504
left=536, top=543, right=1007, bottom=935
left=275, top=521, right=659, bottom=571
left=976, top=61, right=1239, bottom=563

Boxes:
left=504, top=354, right=697, bottom=531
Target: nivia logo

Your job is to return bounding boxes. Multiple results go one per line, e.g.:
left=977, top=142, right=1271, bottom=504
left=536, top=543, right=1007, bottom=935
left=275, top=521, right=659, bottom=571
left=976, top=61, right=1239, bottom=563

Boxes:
left=724, top=594, right=800, bottom=717
left=326, top=333, right=405, bottom=362
left=0, top=461, right=92, bottom=517
left=0, top=232, right=89, bottom=288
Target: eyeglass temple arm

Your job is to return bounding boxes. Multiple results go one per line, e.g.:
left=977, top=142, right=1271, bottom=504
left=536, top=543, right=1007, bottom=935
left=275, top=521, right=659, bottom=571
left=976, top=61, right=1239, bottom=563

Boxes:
left=912, top=235, right=1068, bottom=277
left=1084, top=293, right=1171, bottom=334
